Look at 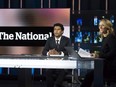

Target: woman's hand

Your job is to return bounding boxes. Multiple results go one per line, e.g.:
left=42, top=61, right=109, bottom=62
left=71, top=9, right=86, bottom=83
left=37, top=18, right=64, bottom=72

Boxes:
left=91, top=52, right=99, bottom=58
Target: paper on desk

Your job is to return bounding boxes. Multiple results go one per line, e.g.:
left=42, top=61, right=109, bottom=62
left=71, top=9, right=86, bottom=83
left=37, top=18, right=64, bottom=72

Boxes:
left=78, top=48, right=91, bottom=57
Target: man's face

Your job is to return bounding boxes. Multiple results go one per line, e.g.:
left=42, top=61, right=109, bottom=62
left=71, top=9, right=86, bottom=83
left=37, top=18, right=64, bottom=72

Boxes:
left=53, top=26, right=64, bottom=38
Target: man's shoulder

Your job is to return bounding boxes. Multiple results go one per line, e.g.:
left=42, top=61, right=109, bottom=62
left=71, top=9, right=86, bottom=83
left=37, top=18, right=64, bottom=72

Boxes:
left=47, top=36, right=70, bottom=41
left=62, top=36, right=70, bottom=40
left=47, top=36, right=54, bottom=41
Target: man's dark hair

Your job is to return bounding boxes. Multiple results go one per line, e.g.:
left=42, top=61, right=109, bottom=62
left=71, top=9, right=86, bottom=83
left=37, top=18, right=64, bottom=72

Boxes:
left=53, top=23, right=64, bottom=31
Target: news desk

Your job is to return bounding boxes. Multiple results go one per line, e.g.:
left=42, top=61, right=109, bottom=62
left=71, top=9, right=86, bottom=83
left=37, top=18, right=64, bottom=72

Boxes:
left=0, top=55, right=103, bottom=87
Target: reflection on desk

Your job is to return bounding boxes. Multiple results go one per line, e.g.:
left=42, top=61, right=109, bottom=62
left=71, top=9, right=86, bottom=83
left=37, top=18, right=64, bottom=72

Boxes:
left=0, top=54, right=76, bottom=69
left=0, top=54, right=103, bottom=70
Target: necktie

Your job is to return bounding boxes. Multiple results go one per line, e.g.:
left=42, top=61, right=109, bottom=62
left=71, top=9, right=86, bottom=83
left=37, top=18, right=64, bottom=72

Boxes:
left=56, top=40, right=59, bottom=51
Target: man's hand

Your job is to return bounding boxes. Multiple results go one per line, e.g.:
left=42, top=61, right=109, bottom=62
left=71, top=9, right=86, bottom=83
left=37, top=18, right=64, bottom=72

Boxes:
left=48, top=49, right=60, bottom=55
left=91, top=52, right=99, bottom=58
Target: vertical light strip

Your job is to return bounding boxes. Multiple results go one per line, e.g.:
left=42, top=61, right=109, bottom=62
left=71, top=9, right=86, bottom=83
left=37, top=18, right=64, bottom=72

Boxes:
left=41, top=0, right=43, bottom=8
left=40, top=68, right=42, bottom=75
left=105, top=0, right=108, bottom=14
left=8, top=0, right=10, bottom=8
left=72, top=0, right=74, bottom=14
left=8, top=0, right=10, bottom=75
left=49, top=0, right=51, bottom=8
left=78, top=0, right=81, bottom=14
left=20, top=0, right=22, bottom=8
left=8, top=68, right=10, bottom=75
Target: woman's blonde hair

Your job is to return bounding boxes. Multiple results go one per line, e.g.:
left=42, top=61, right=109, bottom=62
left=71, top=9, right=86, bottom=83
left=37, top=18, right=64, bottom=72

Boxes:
left=99, top=19, right=115, bottom=37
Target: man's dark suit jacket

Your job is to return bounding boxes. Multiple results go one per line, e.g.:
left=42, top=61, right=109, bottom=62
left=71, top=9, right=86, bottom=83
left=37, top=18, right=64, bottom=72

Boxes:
left=42, top=36, right=71, bottom=56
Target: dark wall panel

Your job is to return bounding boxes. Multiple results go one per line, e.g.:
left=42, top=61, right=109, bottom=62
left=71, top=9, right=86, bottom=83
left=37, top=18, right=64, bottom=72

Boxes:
left=0, top=0, right=8, bottom=8
left=0, top=0, right=5, bottom=8
left=10, top=0, right=20, bottom=8
left=109, top=0, right=116, bottom=10
left=67, top=0, right=72, bottom=9
left=81, top=0, right=105, bottom=10
left=100, top=0, right=105, bottom=10
left=43, top=0, right=49, bottom=8
left=81, top=0, right=90, bottom=10
left=22, top=0, right=41, bottom=8
left=51, top=0, right=57, bottom=8
left=57, top=0, right=67, bottom=8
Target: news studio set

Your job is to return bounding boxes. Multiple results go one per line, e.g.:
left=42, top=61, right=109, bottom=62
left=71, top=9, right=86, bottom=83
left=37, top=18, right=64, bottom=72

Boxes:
left=0, top=0, right=116, bottom=87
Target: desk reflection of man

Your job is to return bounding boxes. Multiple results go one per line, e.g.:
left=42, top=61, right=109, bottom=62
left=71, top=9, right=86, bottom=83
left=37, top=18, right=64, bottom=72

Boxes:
left=42, top=23, right=71, bottom=87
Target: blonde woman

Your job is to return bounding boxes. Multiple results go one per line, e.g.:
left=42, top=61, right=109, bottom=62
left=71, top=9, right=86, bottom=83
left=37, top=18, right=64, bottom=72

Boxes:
left=81, top=19, right=116, bottom=87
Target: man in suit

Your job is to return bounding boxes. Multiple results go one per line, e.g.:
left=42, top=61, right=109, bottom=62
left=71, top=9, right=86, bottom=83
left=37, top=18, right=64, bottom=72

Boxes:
left=42, top=23, right=71, bottom=87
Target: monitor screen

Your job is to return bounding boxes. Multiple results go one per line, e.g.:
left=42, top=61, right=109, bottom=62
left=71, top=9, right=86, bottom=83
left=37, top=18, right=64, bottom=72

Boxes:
left=93, top=32, right=102, bottom=44
left=82, top=31, right=92, bottom=43
left=75, top=31, right=82, bottom=43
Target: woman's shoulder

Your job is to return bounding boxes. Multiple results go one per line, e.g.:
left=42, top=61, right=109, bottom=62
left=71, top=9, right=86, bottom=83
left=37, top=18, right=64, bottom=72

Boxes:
left=107, top=33, right=116, bottom=40
left=108, top=33, right=115, bottom=37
